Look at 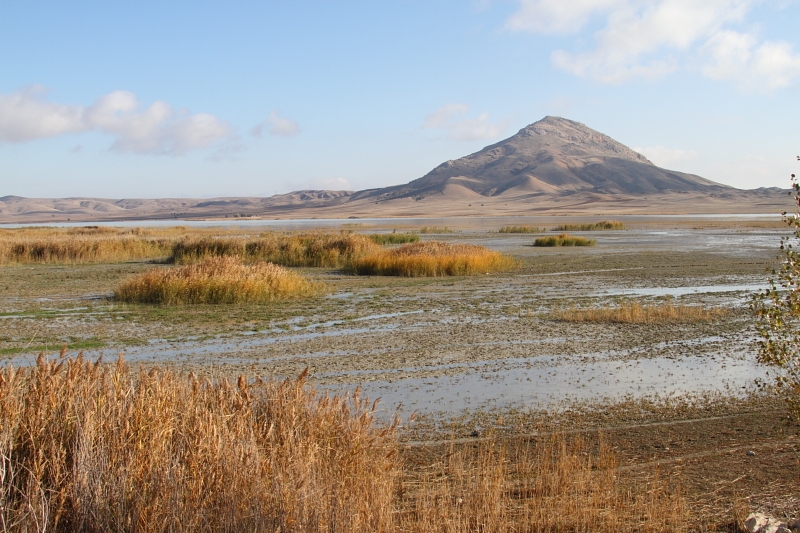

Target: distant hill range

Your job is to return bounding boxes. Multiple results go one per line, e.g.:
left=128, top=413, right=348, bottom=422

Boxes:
left=0, top=116, right=788, bottom=223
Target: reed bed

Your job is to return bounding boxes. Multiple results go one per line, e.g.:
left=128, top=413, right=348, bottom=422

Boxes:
left=552, top=221, right=625, bottom=231
left=369, top=233, right=421, bottom=245
left=0, top=355, right=397, bottom=533
left=419, top=226, right=455, bottom=234
left=114, top=256, right=320, bottom=305
left=534, top=233, right=596, bottom=247
left=551, top=301, right=730, bottom=324
left=170, top=233, right=380, bottom=267
left=397, top=435, right=687, bottom=533
left=348, top=241, right=516, bottom=277
left=0, top=354, right=690, bottom=533
left=498, top=225, right=543, bottom=234
left=0, top=227, right=178, bottom=264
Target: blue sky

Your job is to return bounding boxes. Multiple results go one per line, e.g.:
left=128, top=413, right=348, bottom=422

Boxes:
left=1, top=1, right=799, bottom=198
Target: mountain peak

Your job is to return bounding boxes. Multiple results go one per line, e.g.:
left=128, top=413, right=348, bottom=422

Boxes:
left=356, top=116, right=728, bottom=202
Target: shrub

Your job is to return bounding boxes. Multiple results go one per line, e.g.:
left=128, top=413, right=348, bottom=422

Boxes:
left=114, top=256, right=320, bottom=304
left=534, top=233, right=596, bottom=247
left=347, top=241, right=516, bottom=276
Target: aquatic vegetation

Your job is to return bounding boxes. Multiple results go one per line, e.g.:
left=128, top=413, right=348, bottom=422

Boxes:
left=115, top=256, right=320, bottom=304
left=347, top=241, right=516, bottom=276
left=498, top=225, right=543, bottom=233
left=534, top=233, right=596, bottom=247
left=551, top=301, right=729, bottom=323
left=552, top=220, right=625, bottom=231
left=418, top=226, right=454, bottom=234
left=368, top=232, right=420, bottom=245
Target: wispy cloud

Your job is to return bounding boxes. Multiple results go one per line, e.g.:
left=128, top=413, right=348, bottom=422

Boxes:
left=0, top=87, right=235, bottom=155
left=505, top=0, right=800, bottom=89
left=423, top=104, right=507, bottom=141
left=251, top=111, right=301, bottom=137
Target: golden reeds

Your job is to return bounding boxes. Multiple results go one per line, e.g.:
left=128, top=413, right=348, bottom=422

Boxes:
left=369, top=233, right=421, bottom=245
left=170, top=232, right=381, bottom=267
left=114, top=256, right=320, bottom=304
left=0, top=355, right=397, bottom=532
left=534, top=233, right=596, bottom=247
left=348, top=241, right=517, bottom=277
left=498, top=225, right=543, bottom=233
left=552, top=221, right=625, bottom=231
left=551, top=301, right=730, bottom=324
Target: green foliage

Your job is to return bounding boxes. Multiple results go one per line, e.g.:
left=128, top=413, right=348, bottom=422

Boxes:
left=368, top=232, right=420, bottom=245
left=533, top=233, right=596, bottom=247
left=752, top=158, right=800, bottom=418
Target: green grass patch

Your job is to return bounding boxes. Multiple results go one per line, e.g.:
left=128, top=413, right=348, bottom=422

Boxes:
left=368, top=233, right=420, bottom=245
left=534, top=233, right=596, bottom=247
left=0, top=338, right=106, bottom=355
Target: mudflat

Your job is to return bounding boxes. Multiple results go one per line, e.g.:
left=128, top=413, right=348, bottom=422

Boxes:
left=1, top=217, right=798, bottom=524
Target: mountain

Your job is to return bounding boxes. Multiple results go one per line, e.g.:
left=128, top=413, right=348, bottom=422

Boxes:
left=352, top=116, right=728, bottom=201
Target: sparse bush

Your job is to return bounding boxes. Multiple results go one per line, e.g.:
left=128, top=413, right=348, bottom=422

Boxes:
left=347, top=241, right=516, bottom=276
left=551, top=301, right=729, bottom=324
left=115, top=256, right=320, bottom=304
left=499, top=225, right=543, bottom=233
left=368, top=232, right=420, bottom=245
left=534, top=233, right=596, bottom=247
left=752, top=160, right=800, bottom=418
left=552, top=221, right=625, bottom=231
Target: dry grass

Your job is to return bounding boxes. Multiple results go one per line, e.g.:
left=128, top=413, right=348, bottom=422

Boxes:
left=419, top=226, right=455, bottom=234
left=0, top=227, right=179, bottom=264
left=498, top=225, right=543, bottom=234
left=397, top=435, right=687, bottom=533
left=534, top=233, right=596, bottom=247
left=551, top=301, right=730, bottom=324
left=369, top=233, right=421, bottom=245
left=170, top=232, right=380, bottom=267
left=552, top=221, right=625, bottom=231
left=0, top=354, right=397, bottom=533
left=348, top=242, right=517, bottom=277
left=114, top=256, right=320, bottom=305
left=0, top=354, right=690, bottom=533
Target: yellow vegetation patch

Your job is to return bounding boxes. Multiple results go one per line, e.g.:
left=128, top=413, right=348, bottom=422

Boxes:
left=534, top=233, right=596, bottom=247
left=115, top=256, right=320, bottom=304
left=348, top=241, right=516, bottom=276
left=551, top=301, right=730, bottom=324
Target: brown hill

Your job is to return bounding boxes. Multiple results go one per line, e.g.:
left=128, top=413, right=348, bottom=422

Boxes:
left=352, top=116, right=728, bottom=202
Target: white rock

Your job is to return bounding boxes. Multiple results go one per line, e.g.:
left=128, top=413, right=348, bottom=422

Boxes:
left=745, top=513, right=771, bottom=533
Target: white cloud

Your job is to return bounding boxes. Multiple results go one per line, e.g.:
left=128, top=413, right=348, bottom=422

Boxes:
left=251, top=111, right=300, bottom=137
left=702, top=30, right=800, bottom=89
left=310, top=177, right=353, bottom=190
left=505, top=0, right=800, bottom=87
left=634, top=145, right=698, bottom=168
left=0, top=87, right=234, bottom=155
left=423, top=104, right=507, bottom=141
left=0, top=86, right=85, bottom=142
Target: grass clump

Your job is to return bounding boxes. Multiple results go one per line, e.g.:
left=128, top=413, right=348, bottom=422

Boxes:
left=551, top=300, right=730, bottom=324
left=347, top=241, right=516, bottom=277
left=418, top=226, right=454, bottom=234
left=552, top=220, right=625, bottom=231
left=170, top=232, right=380, bottom=268
left=114, top=256, right=320, bottom=304
left=534, top=233, right=596, bottom=247
left=499, top=225, right=543, bottom=233
left=0, top=355, right=397, bottom=532
left=368, top=232, right=420, bottom=245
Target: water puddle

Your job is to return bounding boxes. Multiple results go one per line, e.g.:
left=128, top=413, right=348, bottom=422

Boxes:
left=599, top=283, right=767, bottom=298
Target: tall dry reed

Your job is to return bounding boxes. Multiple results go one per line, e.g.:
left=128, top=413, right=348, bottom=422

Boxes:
left=552, top=221, right=625, bottom=231
left=0, top=354, right=398, bottom=533
left=114, top=256, right=320, bottom=304
left=397, top=435, right=687, bottom=533
left=534, top=233, right=596, bottom=247
left=348, top=242, right=516, bottom=277
left=551, top=301, right=729, bottom=323
left=170, top=232, right=380, bottom=267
